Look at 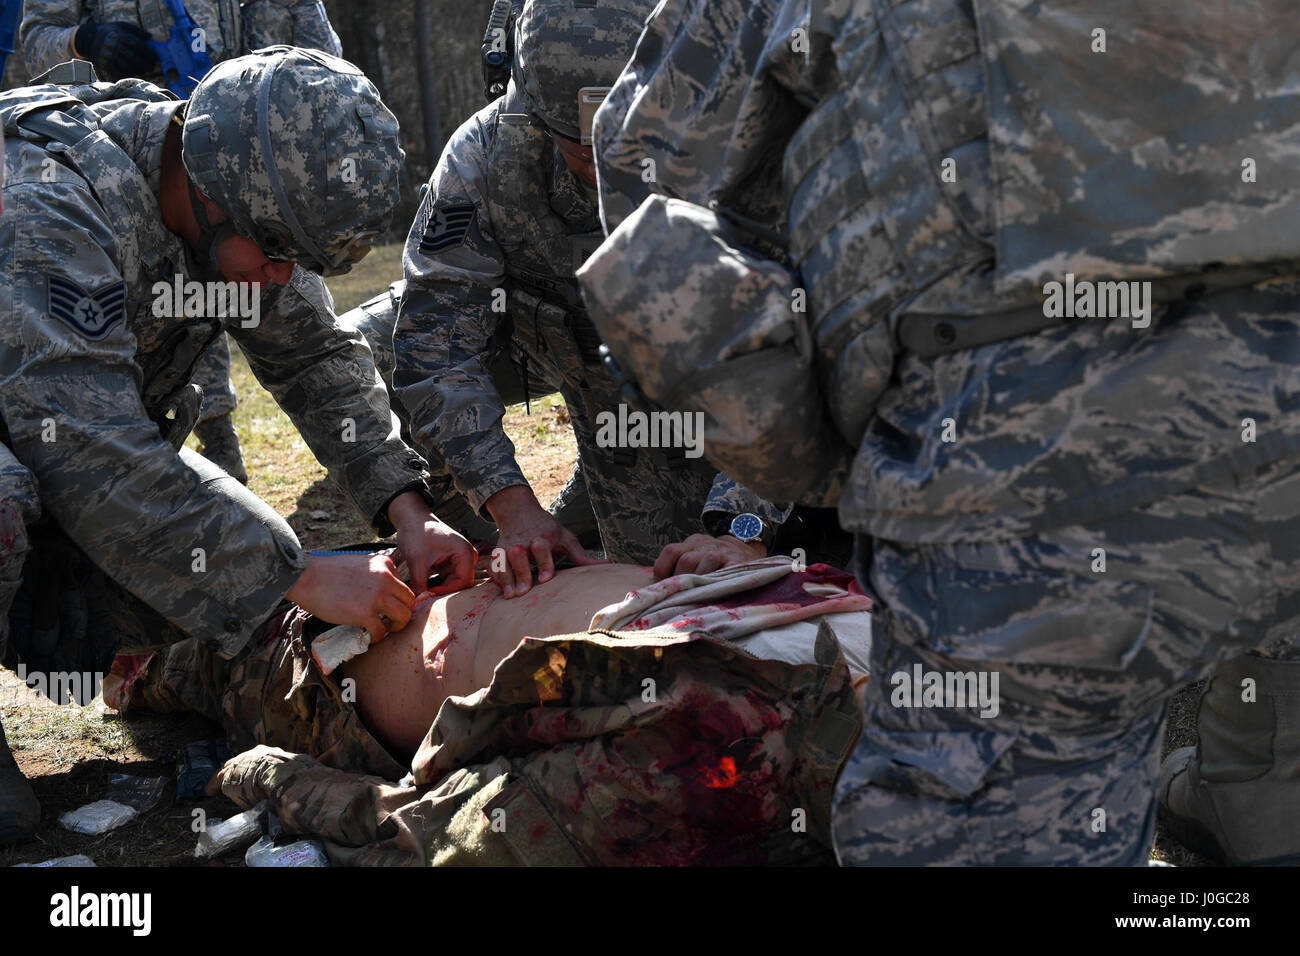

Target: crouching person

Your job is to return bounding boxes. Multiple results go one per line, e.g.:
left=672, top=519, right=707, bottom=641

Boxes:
left=0, top=50, right=477, bottom=847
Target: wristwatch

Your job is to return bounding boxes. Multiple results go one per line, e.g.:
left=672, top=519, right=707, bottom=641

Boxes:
left=723, top=512, right=775, bottom=553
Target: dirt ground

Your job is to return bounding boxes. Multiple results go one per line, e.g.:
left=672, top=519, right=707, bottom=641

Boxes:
left=0, top=245, right=1211, bottom=867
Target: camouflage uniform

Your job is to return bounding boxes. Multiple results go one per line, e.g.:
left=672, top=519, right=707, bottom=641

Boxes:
left=338, top=279, right=597, bottom=546
left=0, top=51, right=422, bottom=678
left=124, top=607, right=407, bottom=781
left=132, top=608, right=859, bottom=866
left=393, top=0, right=786, bottom=567
left=592, top=0, right=1300, bottom=864
left=20, top=0, right=342, bottom=80
left=20, top=0, right=345, bottom=483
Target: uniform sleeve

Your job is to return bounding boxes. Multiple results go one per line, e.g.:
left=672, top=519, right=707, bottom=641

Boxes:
left=228, top=268, right=430, bottom=534
left=19, top=0, right=84, bottom=78
left=702, top=474, right=794, bottom=529
left=0, top=180, right=304, bottom=656
left=218, top=745, right=519, bottom=866
left=393, top=111, right=529, bottom=515
left=594, top=0, right=810, bottom=233
left=240, top=0, right=343, bottom=56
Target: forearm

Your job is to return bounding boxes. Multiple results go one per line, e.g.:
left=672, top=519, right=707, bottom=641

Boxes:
left=394, top=286, right=528, bottom=514
left=218, top=746, right=418, bottom=852
left=234, top=273, right=430, bottom=531
left=13, top=418, right=303, bottom=657
left=19, top=0, right=83, bottom=77
left=702, top=474, right=794, bottom=534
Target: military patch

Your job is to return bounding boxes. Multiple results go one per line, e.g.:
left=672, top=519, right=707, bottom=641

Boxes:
left=419, top=203, right=476, bottom=255
left=47, top=276, right=126, bottom=340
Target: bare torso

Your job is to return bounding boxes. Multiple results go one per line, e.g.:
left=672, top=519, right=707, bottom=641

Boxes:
left=338, top=564, right=655, bottom=756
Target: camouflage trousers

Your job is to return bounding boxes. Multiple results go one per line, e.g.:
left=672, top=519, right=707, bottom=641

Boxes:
left=123, top=606, right=405, bottom=782
left=191, top=332, right=238, bottom=423
left=507, top=315, right=717, bottom=565
left=833, top=454, right=1300, bottom=865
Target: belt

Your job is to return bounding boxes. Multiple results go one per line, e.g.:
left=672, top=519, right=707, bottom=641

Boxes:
left=898, top=262, right=1300, bottom=358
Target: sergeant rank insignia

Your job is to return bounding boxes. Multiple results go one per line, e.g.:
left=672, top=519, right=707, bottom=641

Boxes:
left=419, top=203, right=476, bottom=255
left=47, top=276, right=126, bottom=339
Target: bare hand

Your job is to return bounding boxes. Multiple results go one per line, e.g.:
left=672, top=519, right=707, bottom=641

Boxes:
left=653, top=533, right=766, bottom=580
left=286, top=551, right=415, bottom=643
left=485, top=485, right=601, bottom=597
left=388, top=491, right=478, bottom=596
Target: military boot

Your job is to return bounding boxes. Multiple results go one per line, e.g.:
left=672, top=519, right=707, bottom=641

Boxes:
left=1159, top=653, right=1300, bottom=865
left=194, top=413, right=249, bottom=485
left=547, top=463, right=601, bottom=551
left=0, top=716, right=41, bottom=847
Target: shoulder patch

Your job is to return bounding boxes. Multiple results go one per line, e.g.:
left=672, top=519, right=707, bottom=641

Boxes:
left=47, top=276, right=126, bottom=339
left=418, top=203, right=477, bottom=256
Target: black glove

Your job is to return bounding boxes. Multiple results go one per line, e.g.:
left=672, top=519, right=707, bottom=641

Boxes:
left=73, top=19, right=158, bottom=80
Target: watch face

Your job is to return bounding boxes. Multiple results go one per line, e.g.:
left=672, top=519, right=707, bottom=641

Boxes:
left=729, top=513, right=763, bottom=543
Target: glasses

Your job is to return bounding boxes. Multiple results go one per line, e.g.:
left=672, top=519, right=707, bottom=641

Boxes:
left=255, top=222, right=384, bottom=277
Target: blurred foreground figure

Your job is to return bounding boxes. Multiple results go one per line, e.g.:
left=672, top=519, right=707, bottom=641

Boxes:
left=587, top=0, right=1300, bottom=865
left=0, top=49, right=474, bottom=845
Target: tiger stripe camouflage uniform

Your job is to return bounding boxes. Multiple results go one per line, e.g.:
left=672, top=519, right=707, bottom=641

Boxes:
left=393, top=0, right=786, bottom=567
left=592, top=0, right=1300, bottom=865
left=20, top=0, right=346, bottom=484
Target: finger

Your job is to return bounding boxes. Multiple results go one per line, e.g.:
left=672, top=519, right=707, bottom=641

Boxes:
left=561, top=535, right=603, bottom=567
left=506, top=545, right=534, bottom=597
left=653, top=542, right=686, bottom=580
left=489, top=553, right=515, bottom=596
left=694, top=552, right=725, bottom=575
left=365, top=613, right=389, bottom=645
left=407, top=551, right=431, bottom=596
left=381, top=592, right=413, bottom=631
left=532, top=537, right=556, bottom=584
left=675, top=550, right=703, bottom=576
left=204, top=768, right=225, bottom=797
left=430, top=544, right=476, bottom=595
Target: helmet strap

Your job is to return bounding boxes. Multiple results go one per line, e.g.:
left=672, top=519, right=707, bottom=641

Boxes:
left=186, top=176, right=239, bottom=274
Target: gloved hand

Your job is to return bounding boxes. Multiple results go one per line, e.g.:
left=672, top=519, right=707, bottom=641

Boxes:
left=73, top=19, right=158, bottom=80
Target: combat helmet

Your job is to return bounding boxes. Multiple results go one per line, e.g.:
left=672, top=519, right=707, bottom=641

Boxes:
left=180, top=47, right=404, bottom=276
left=512, top=0, right=653, bottom=144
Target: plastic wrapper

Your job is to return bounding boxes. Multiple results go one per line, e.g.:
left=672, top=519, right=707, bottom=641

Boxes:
left=13, top=855, right=97, bottom=867
left=58, top=800, right=139, bottom=835
left=245, top=836, right=330, bottom=867
left=194, top=802, right=265, bottom=859
left=105, top=773, right=168, bottom=813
